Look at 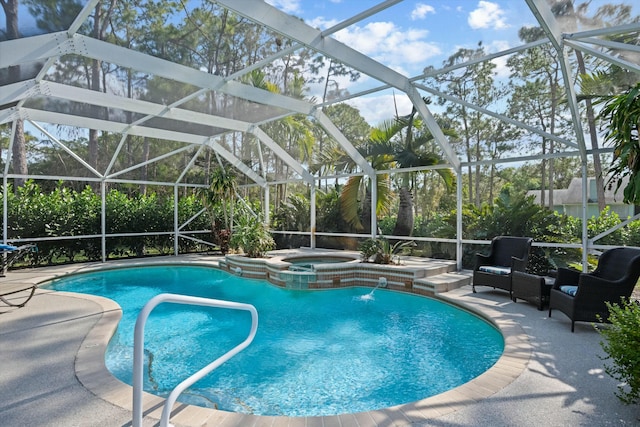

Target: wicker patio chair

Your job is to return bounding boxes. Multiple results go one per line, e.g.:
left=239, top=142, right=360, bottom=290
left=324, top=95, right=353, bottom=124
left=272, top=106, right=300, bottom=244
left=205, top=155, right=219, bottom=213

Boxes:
left=472, top=236, right=533, bottom=296
left=548, top=247, right=640, bottom=332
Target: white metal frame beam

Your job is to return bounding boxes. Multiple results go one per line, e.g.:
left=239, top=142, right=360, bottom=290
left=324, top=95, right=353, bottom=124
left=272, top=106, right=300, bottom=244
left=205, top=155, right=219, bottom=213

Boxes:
left=416, top=84, right=579, bottom=149
left=251, top=127, right=314, bottom=183
left=525, top=0, right=591, bottom=268
left=1, top=31, right=373, bottom=189
left=563, top=40, right=640, bottom=74
left=1, top=0, right=638, bottom=263
left=20, top=108, right=266, bottom=185
left=215, top=0, right=461, bottom=170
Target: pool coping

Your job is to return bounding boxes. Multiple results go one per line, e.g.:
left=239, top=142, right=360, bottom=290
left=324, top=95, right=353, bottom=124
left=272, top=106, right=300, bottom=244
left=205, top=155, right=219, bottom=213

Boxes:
left=60, top=260, right=531, bottom=427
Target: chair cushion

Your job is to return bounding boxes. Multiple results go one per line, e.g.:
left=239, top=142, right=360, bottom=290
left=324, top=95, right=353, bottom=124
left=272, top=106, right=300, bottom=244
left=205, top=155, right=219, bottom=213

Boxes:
left=479, top=266, right=511, bottom=276
left=559, top=285, right=578, bottom=296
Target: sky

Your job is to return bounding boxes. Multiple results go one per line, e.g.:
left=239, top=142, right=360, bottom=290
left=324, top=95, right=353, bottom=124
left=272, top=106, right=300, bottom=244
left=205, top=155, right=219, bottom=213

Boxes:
left=264, top=0, right=632, bottom=125
left=263, top=0, right=539, bottom=123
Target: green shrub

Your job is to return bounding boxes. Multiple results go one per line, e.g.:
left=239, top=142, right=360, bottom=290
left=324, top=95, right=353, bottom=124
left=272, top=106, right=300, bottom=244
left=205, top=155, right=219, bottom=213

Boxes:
left=230, top=212, right=275, bottom=258
left=626, top=219, right=640, bottom=247
left=587, top=206, right=626, bottom=245
left=272, top=193, right=310, bottom=249
left=597, top=299, right=640, bottom=405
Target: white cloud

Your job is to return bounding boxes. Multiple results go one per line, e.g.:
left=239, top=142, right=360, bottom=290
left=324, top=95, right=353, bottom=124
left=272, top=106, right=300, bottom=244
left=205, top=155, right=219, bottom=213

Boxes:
left=411, top=3, right=436, bottom=20
left=348, top=94, right=414, bottom=126
left=265, top=0, right=301, bottom=14
left=333, top=22, right=441, bottom=73
left=306, top=16, right=340, bottom=31
left=468, top=1, right=509, bottom=30
left=335, top=21, right=396, bottom=54
left=486, top=40, right=511, bottom=79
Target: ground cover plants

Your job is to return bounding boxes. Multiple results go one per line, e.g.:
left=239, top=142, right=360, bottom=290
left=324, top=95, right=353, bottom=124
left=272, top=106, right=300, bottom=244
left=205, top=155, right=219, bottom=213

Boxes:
left=6, top=180, right=640, bottom=279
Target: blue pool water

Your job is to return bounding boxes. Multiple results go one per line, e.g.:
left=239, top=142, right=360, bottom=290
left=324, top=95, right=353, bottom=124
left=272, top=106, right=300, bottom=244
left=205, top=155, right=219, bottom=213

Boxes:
left=45, top=265, right=503, bottom=417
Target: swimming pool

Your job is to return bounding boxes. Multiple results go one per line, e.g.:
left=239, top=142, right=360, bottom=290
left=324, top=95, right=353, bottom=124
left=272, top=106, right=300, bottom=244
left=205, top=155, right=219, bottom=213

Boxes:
left=45, top=265, right=503, bottom=417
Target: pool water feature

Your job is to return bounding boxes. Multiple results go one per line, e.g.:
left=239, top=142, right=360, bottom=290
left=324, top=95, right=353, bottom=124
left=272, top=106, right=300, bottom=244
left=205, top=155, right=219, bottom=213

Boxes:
left=278, top=269, right=315, bottom=289
left=44, top=265, right=504, bottom=417
left=358, top=277, right=388, bottom=301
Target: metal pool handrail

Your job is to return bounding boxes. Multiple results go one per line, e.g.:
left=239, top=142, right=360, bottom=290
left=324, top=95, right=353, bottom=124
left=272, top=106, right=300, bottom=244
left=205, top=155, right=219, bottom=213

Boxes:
left=132, top=293, right=259, bottom=427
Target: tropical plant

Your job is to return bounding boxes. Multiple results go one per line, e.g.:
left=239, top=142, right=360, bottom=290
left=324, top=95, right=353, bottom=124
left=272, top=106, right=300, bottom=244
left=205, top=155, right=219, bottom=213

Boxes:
left=271, top=193, right=311, bottom=249
left=358, top=237, right=414, bottom=264
left=229, top=213, right=275, bottom=258
left=358, top=238, right=380, bottom=262
left=598, top=82, right=640, bottom=205
left=447, top=186, right=577, bottom=272
left=597, top=298, right=640, bottom=405
left=339, top=99, right=456, bottom=235
left=587, top=206, right=626, bottom=245
left=375, top=238, right=415, bottom=264
left=198, top=167, right=236, bottom=253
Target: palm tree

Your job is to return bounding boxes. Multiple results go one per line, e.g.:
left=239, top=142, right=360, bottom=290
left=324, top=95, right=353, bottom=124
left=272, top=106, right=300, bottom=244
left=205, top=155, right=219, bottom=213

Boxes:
left=199, top=166, right=236, bottom=252
left=338, top=131, right=394, bottom=233
left=339, top=100, right=456, bottom=235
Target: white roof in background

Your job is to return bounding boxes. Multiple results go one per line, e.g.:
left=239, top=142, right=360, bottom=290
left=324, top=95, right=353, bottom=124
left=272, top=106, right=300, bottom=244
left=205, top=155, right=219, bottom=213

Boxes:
left=528, top=176, right=630, bottom=206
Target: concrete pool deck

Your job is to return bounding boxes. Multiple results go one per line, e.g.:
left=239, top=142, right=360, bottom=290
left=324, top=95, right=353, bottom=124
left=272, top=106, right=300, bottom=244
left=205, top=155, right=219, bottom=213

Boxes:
left=1, top=255, right=639, bottom=426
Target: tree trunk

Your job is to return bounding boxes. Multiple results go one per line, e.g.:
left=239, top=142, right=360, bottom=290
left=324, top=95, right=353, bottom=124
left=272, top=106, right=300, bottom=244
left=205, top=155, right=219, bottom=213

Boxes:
left=4, top=0, right=28, bottom=189
left=462, top=113, right=473, bottom=205
left=548, top=81, right=558, bottom=210
left=576, top=51, right=606, bottom=211
left=140, top=137, right=150, bottom=195
left=87, top=0, right=117, bottom=175
left=360, top=188, right=372, bottom=235
left=413, top=175, right=419, bottom=221
left=541, top=139, right=547, bottom=208
left=548, top=140, right=554, bottom=210
left=474, top=139, right=481, bottom=206
left=392, top=187, right=414, bottom=236
left=489, top=161, right=495, bottom=202
left=11, top=119, right=28, bottom=188
left=87, top=4, right=103, bottom=178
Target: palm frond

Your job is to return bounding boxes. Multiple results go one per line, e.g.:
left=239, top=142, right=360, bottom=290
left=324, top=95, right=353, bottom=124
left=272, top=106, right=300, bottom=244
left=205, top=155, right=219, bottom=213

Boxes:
left=577, top=71, right=617, bottom=101
left=339, top=175, right=365, bottom=230
left=375, top=173, right=393, bottom=217
left=369, top=119, right=404, bottom=144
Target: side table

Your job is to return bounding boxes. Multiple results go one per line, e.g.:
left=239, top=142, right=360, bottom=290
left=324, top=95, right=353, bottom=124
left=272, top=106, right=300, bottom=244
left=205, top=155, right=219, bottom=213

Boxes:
left=511, top=271, right=555, bottom=311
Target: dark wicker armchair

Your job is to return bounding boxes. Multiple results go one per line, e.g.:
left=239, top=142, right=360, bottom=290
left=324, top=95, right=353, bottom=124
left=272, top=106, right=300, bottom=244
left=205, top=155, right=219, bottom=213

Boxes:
left=548, top=247, right=640, bottom=332
left=472, top=236, right=533, bottom=296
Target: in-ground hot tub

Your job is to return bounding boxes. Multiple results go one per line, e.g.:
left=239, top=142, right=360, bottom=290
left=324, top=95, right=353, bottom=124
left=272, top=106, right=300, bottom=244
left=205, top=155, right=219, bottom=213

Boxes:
left=278, top=253, right=360, bottom=288
left=283, top=255, right=360, bottom=271
left=223, top=249, right=448, bottom=292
